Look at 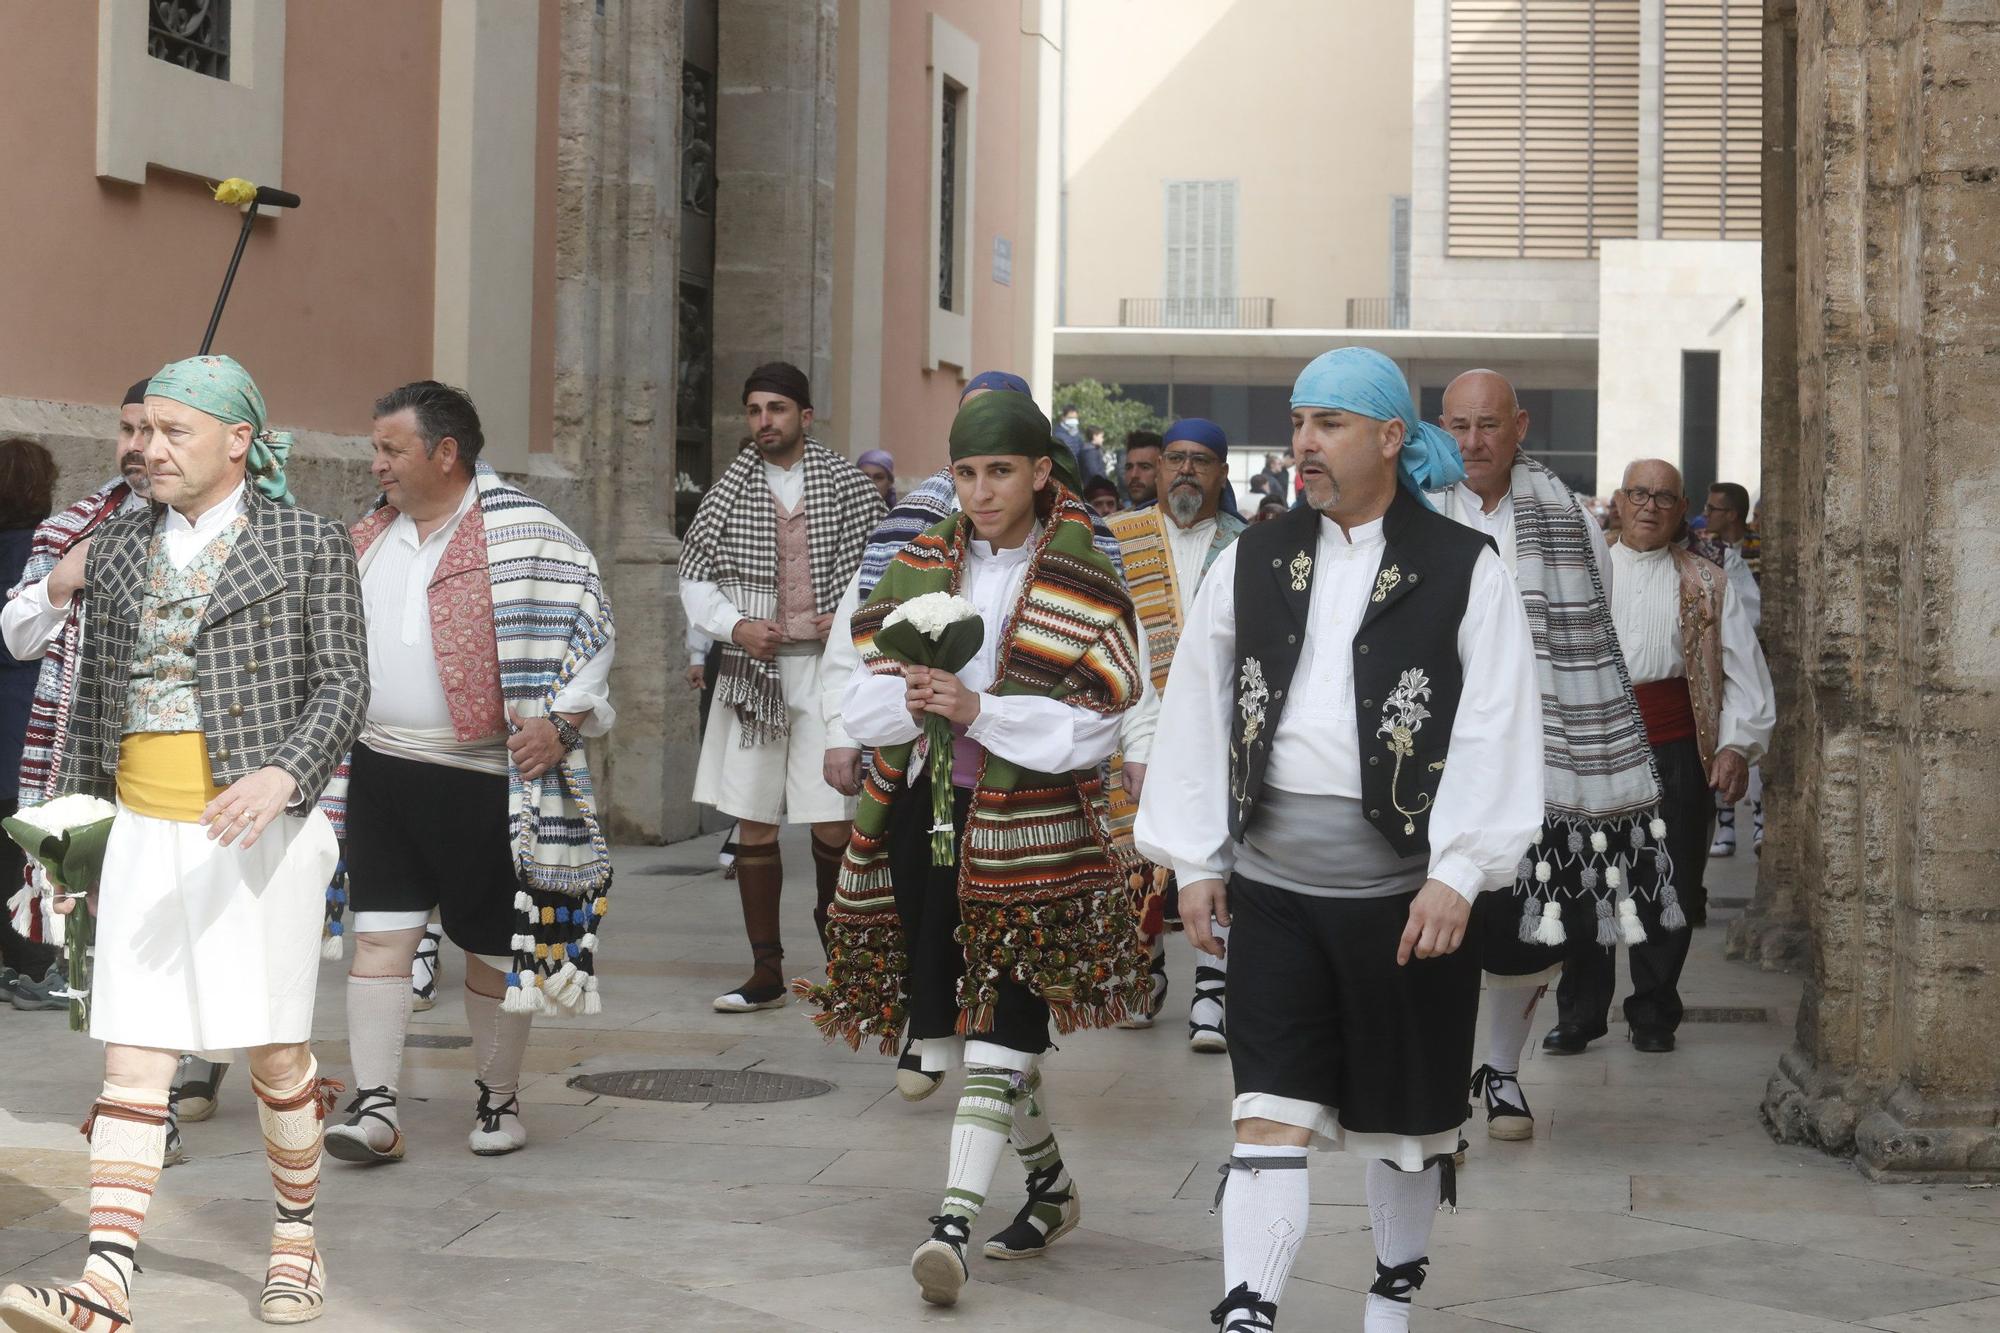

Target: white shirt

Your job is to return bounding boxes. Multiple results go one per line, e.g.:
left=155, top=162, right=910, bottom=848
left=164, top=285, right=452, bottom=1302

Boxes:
left=159, top=481, right=248, bottom=571
left=841, top=530, right=1125, bottom=775
left=1441, top=483, right=1613, bottom=601
left=1608, top=541, right=1774, bottom=763
left=1133, top=514, right=1546, bottom=904
left=1722, top=541, right=1761, bottom=628
left=360, top=482, right=615, bottom=769
left=1, top=490, right=150, bottom=662
left=679, top=459, right=809, bottom=648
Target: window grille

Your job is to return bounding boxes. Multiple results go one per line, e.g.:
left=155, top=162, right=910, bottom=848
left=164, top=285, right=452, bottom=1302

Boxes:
left=939, top=82, right=964, bottom=312
left=148, top=0, right=231, bottom=80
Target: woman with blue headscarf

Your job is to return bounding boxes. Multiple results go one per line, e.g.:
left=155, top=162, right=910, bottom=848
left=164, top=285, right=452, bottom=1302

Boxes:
left=1132, top=346, right=1545, bottom=1333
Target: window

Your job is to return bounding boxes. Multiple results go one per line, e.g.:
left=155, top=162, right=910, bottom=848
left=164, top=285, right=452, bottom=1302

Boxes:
left=1662, top=0, right=1761, bottom=239
left=149, top=0, right=231, bottom=79
left=1446, top=0, right=1640, bottom=258
left=1389, top=195, right=1412, bottom=327
left=939, top=82, right=965, bottom=312
left=1679, top=350, right=1721, bottom=502
left=1163, top=180, right=1237, bottom=325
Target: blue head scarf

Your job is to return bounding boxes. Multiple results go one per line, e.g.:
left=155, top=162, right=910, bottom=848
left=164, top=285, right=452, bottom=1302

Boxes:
left=1289, top=348, right=1463, bottom=503
left=960, top=370, right=1032, bottom=402
left=1161, top=417, right=1241, bottom=518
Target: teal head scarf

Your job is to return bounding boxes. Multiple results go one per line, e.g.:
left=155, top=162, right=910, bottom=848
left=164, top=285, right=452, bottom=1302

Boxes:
left=1290, top=347, right=1464, bottom=503
left=146, top=354, right=295, bottom=503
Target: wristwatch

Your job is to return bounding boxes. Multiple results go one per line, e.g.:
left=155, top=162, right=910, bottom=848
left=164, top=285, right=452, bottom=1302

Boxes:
left=550, top=715, right=584, bottom=754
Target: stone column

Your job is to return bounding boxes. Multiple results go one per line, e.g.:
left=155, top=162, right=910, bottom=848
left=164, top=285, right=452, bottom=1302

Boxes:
left=711, top=0, right=839, bottom=456
left=1761, top=0, right=2000, bottom=1178
left=551, top=0, right=696, bottom=844
left=1725, top=0, right=1807, bottom=972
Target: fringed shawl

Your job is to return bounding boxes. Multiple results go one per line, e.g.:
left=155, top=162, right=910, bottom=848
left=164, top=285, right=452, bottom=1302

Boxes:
left=797, top=489, right=1151, bottom=1050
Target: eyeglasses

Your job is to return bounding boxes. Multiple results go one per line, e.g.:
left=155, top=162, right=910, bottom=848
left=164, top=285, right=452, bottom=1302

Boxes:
left=1701, top=501, right=1739, bottom=516
left=1621, top=486, right=1683, bottom=510
left=1162, top=450, right=1219, bottom=472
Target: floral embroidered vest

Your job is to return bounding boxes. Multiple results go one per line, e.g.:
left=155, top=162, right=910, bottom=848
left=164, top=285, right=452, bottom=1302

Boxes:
left=1671, top=545, right=1725, bottom=765
left=123, top=518, right=248, bottom=734
left=1227, top=488, right=1490, bottom=857
left=349, top=500, right=506, bottom=741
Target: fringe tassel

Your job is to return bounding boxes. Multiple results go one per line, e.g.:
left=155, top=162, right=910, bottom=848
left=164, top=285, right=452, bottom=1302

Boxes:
left=1532, top=899, right=1566, bottom=946
left=1617, top=896, right=1647, bottom=945
left=1517, top=897, right=1542, bottom=944
left=1658, top=883, right=1688, bottom=932
left=1594, top=897, right=1618, bottom=946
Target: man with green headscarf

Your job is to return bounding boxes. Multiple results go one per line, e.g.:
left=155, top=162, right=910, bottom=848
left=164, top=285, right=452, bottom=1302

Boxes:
left=1, top=355, right=366, bottom=1333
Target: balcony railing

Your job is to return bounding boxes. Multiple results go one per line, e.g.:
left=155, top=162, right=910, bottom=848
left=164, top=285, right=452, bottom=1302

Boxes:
left=1118, top=297, right=1275, bottom=329
left=1346, top=297, right=1411, bottom=329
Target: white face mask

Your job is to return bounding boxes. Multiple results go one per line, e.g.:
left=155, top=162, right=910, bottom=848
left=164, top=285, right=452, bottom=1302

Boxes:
left=1063, top=417, right=1078, bottom=429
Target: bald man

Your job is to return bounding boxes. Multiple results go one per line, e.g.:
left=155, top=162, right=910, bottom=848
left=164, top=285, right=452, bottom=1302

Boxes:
left=1431, top=370, right=1667, bottom=1141
left=1558, top=459, right=1774, bottom=1054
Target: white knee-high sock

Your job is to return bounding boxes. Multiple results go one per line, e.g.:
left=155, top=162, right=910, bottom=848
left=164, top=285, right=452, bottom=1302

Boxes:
left=346, top=973, right=413, bottom=1098
left=1364, top=1160, right=1441, bottom=1332
left=1218, top=1142, right=1308, bottom=1322
left=940, top=1067, right=1015, bottom=1227
left=1484, top=985, right=1542, bottom=1105
left=1191, top=924, right=1230, bottom=1030
left=464, top=985, right=533, bottom=1097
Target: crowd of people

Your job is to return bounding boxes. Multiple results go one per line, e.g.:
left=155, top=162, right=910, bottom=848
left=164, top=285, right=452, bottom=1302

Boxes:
left=0, top=347, right=1770, bottom=1333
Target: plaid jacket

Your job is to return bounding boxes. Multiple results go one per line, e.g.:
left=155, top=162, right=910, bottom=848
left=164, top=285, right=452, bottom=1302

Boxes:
left=59, top=488, right=369, bottom=811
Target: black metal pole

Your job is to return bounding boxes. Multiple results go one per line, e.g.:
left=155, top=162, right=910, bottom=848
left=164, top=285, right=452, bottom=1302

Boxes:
left=199, top=201, right=261, bottom=355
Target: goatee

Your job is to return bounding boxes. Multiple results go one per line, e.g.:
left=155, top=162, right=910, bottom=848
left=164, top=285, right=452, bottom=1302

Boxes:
left=1166, top=486, right=1204, bottom=526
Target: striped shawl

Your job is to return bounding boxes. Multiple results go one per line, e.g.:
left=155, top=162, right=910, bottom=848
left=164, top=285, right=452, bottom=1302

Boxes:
left=798, top=489, right=1151, bottom=1050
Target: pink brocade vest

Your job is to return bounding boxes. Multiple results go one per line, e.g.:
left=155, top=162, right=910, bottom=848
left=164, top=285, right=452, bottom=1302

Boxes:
left=773, top=499, right=818, bottom=640
left=349, top=503, right=507, bottom=742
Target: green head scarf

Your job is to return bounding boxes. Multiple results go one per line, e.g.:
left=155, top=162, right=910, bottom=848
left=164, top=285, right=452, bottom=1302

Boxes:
left=946, top=390, right=1081, bottom=493
left=146, top=354, right=295, bottom=503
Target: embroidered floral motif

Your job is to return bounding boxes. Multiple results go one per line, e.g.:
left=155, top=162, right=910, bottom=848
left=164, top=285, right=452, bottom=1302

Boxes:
left=1372, top=565, right=1402, bottom=603
left=1288, top=552, right=1312, bottom=592
left=1375, top=668, right=1435, bottom=836
left=1238, top=658, right=1271, bottom=748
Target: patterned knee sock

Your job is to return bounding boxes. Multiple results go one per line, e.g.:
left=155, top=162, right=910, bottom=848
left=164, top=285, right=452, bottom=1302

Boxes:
left=939, top=1068, right=1014, bottom=1229
left=8, top=1084, right=172, bottom=1330
left=1007, top=1069, right=1074, bottom=1233
left=1363, top=1159, right=1441, bottom=1332
left=810, top=835, right=845, bottom=956
left=253, top=1059, right=335, bottom=1317
left=1216, top=1142, right=1307, bottom=1329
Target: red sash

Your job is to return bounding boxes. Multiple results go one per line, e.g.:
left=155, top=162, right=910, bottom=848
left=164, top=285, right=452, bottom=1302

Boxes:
left=1633, top=677, right=1696, bottom=747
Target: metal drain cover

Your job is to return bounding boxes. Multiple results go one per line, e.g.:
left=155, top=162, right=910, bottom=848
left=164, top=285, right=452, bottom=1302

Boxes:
left=633, top=863, right=713, bottom=877
left=568, top=1067, right=836, bottom=1103
left=1681, top=1006, right=1770, bottom=1023
left=405, top=1034, right=473, bottom=1048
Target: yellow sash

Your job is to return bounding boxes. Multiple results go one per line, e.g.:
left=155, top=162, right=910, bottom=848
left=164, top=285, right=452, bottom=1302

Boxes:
left=117, top=732, right=223, bottom=823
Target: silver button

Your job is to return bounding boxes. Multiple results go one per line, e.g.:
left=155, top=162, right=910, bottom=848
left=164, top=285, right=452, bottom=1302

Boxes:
left=1357, top=644, right=1370, bottom=655
left=1286, top=634, right=1297, bottom=644
left=1369, top=756, right=1380, bottom=766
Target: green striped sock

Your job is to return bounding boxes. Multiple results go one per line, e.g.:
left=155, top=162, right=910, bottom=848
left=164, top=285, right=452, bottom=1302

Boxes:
left=940, top=1070, right=1014, bottom=1224
left=1009, top=1069, right=1073, bottom=1232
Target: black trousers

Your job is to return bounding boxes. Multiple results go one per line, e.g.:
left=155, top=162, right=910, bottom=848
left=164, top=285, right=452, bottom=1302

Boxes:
left=1554, top=738, right=1712, bottom=1038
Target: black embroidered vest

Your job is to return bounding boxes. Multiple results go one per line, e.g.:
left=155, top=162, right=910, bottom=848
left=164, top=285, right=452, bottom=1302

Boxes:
left=1228, top=487, right=1492, bottom=857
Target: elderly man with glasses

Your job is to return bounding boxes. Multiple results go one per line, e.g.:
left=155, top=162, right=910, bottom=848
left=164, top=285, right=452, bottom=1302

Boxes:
left=1104, top=418, right=1246, bottom=1049
left=1549, top=458, right=1774, bottom=1054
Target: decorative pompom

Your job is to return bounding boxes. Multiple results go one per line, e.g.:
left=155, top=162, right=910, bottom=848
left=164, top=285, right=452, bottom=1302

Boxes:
left=1580, top=865, right=1599, bottom=890
left=1650, top=817, right=1667, bottom=839
left=1532, top=828, right=1544, bottom=845
left=1595, top=897, right=1618, bottom=946
left=1566, top=828, right=1586, bottom=855
left=1617, top=897, right=1647, bottom=945
left=1590, top=830, right=1609, bottom=853
left=1605, top=865, right=1623, bottom=889
left=1533, top=899, right=1567, bottom=946
left=1631, top=824, right=1648, bottom=849
left=321, top=934, right=345, bottom=961
left=1516, top=856, right=1535, bottom=882
left=1534, top=861, right=1552, bottom=883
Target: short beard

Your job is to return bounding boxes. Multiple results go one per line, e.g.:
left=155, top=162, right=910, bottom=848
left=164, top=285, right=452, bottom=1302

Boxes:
left=756, top=429, right=802, bottom=458
left=1304, top=476, right=1341, bottom=514
left=1127, top=482, right=1155, bottom=506
left=1166, top=484, right=1205, bottom=526
left=121, top=454, right=152, bottom=497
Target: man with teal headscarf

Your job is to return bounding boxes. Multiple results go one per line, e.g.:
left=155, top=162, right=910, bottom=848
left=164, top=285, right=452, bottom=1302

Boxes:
left=1, top=354, right=366, bottom=1332
left=1134, top=346, right=1545, bottom=1333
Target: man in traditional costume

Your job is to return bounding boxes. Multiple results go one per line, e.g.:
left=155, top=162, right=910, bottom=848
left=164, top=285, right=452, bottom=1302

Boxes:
left=317, top=382, right=615, bottom=1165
left=1432, top=369, right=1674, bottom=1140
left=0, top=355, right=364, bottom=1330
left=1701, top=480, right=1763, bottom=859
left=800, top=391, right=1148, bottom=1308
left=3, top=380, right=241, bottom=1160
left=680, top=362, right=884, bottom=1013
left=818, top=370, right=1132, bottom=1100
left=1104, top=417, right=1246, bottom=1048
left=1548, top=459, right=1773, bottom=1054
left=1135, top=349, right=1543, bottom=1333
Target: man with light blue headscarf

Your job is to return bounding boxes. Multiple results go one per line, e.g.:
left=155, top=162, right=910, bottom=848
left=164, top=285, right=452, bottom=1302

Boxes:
left=1134, top=347, right=1545, bottom=1333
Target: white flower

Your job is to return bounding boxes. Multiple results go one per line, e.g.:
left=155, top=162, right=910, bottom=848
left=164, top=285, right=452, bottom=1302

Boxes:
left=15, top=794, right=116, bottom=836
left=883, top=592, right=980, bottom=639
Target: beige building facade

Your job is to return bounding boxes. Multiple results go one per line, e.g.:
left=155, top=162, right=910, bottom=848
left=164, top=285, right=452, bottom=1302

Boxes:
left=0, top=0, right=1062, bottom=845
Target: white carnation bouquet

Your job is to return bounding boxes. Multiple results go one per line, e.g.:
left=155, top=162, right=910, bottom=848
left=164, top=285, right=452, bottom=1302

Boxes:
left=875, top=592, right=985, bottom=862
left=4, top=793, right=118, bottom=1030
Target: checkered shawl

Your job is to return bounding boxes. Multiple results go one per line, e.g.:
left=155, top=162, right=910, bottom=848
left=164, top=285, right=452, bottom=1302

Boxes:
left=858, top=466, right=1128, bottom=599
left=1496, top=457, right=1681, bottom=935
left=797, top=489, right=1150, bottom=1051
left=11, top=480, right=137, bottom=809
left=678, top=440, right=882, bottom=744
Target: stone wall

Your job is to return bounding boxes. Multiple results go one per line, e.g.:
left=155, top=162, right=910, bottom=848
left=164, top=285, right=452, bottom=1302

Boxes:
left=1756, top=0, right=2000, bottom=1179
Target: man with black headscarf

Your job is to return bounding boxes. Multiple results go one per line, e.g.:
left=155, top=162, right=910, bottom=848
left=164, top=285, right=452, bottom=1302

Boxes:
left=679, top=363, right=885, bottom=1014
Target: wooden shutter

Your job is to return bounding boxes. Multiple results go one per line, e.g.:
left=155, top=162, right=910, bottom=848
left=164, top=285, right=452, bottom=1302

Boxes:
left=1662, top=0, right=1761, bottom=239
left=1447, top=0, right=1640, bottom=259
left=1164, top=180, right=1237, bottom=307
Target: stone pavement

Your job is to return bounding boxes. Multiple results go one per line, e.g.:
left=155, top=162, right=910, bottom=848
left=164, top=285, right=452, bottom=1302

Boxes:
left=4, top=829, right=2000, bottom=1332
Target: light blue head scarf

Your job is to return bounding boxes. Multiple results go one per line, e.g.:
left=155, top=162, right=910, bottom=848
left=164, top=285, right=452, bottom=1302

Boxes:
left=146, top=354, right=295, bottom=504
left=1290, top=347, right=1463, bottom=503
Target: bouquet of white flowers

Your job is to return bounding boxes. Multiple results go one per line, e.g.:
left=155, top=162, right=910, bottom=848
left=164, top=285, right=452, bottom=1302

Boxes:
left=874, top=592, right=985, bottom=863
left=3, top=793, right=117, bottom=1030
